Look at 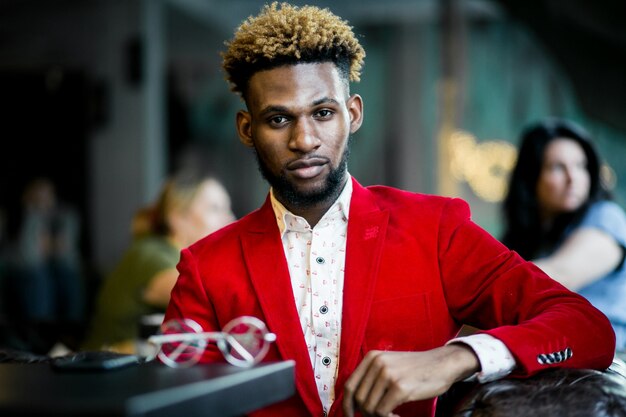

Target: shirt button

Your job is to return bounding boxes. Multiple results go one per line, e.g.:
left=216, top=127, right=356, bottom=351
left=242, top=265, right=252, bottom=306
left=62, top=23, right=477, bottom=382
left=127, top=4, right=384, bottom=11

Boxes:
left=319, top=305, right=329, bottom=314
left=315, top=257, right=325, bottom=264
left=322, top=356, right=331, bottom=366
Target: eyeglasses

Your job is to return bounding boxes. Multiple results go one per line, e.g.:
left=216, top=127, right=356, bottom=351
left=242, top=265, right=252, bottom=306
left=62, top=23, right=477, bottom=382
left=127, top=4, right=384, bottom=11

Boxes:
left=148, top=316, right=276, bottom=368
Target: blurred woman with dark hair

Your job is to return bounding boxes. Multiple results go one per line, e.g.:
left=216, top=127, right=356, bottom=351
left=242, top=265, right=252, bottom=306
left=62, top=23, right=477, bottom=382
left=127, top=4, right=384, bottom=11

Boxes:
left=502, top=118, right=626, bottom=351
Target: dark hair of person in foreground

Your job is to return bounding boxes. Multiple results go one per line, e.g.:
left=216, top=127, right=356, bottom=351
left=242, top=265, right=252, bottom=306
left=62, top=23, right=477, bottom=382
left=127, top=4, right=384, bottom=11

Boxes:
left=451, top=365, right=626, bottom=417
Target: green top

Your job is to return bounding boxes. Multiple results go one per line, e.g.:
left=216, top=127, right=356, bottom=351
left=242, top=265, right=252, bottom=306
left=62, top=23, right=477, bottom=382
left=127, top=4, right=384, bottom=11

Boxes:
left=82, top=235, right=180, bottom=351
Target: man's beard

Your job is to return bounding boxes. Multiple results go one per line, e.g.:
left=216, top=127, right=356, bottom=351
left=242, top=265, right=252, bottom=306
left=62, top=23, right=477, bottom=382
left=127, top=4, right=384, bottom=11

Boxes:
left=254, top=138, right=352, bottom=210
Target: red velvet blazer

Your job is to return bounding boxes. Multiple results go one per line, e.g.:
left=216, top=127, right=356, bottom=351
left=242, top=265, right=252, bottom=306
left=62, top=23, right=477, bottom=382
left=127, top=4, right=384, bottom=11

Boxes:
left=165, top=178, right=615, bottom=417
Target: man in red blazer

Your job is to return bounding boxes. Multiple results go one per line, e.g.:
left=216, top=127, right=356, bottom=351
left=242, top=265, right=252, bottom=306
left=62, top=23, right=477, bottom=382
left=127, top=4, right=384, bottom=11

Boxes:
left=164, top=3, right=615, bottom=417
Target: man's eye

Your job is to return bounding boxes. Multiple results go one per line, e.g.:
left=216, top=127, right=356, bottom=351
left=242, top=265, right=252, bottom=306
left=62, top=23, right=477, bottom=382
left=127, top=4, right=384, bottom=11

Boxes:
left=269, top=116, right=288, bottom=126
left=316, top=109, right=333, bottom=119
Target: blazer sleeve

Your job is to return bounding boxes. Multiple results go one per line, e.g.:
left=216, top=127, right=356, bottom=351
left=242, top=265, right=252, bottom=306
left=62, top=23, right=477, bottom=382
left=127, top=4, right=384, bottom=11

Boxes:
left=163, top=247, right=225, bottom=363
left=437, top=198, right=615, bottom=376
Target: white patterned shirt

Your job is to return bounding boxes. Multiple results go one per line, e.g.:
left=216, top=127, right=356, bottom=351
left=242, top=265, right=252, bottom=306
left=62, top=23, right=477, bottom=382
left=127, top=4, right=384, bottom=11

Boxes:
left=270, top=180, right=352, bottom=414
left=270, top=178, right=515, bottom=412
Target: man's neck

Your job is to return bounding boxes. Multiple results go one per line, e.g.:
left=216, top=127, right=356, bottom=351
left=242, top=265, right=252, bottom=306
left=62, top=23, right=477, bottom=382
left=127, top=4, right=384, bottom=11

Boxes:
left=287, top=204, right=330, bottom=229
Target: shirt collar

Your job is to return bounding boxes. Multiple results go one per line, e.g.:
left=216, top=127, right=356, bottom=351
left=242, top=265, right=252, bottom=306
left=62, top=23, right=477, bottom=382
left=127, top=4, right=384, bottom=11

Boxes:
left=271, top=175, right=353, bottom=237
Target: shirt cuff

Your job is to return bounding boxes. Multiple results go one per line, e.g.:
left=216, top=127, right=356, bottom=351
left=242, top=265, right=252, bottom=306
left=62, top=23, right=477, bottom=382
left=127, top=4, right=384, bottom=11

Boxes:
left=447, top=333, right=516, bottom=383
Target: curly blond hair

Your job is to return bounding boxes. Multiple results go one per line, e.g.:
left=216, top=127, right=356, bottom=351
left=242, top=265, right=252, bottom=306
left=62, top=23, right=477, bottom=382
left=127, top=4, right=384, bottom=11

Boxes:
left=222, top=2, right=365, bottom=97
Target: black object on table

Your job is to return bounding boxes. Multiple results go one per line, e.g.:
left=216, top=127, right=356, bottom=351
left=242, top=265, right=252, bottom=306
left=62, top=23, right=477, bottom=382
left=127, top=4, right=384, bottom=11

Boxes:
left=0, top=359, right=295, bottom=416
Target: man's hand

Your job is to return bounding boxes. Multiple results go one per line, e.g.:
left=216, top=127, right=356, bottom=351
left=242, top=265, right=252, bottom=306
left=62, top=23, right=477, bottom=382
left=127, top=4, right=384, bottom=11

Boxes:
left=342, top=344, right=480, bottom=417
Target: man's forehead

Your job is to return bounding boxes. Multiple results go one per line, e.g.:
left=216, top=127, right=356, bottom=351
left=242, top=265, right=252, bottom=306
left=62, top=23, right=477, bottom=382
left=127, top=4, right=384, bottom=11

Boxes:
left=245, top=62, right=349, bottom=109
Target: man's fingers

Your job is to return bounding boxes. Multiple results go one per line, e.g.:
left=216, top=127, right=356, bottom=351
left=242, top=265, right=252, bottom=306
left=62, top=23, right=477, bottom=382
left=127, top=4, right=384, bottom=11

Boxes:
left=356, top=361, right=385, bottom=414
left=360, top=366, right=389, bottom=415
left=343, top=397, right=355, bottom=417
left=343, top=381, right=358, bottom=417
left=343, top=351, right=380, bottom=417
left=375, top=379, right=409, bottom=417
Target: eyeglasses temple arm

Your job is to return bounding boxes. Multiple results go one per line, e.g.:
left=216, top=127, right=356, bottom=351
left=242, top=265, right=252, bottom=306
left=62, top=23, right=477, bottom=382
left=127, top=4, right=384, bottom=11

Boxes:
left=148, top=331, right=225, bottom=345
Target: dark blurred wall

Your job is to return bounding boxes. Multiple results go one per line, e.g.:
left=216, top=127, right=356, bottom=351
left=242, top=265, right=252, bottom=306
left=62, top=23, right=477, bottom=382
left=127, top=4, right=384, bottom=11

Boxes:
left=498, top=0, right=626, bottom=131
left=0, top=0, right=150, bottom=275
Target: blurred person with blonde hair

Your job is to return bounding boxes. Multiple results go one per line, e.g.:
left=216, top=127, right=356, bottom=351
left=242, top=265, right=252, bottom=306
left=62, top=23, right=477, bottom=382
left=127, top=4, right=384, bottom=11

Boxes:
left=82, top=169, right=234, bottom=353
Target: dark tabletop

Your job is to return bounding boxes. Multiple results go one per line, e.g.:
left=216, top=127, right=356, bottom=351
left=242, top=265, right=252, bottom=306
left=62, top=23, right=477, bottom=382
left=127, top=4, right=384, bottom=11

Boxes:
left=0, top=360, right=295, bottom=417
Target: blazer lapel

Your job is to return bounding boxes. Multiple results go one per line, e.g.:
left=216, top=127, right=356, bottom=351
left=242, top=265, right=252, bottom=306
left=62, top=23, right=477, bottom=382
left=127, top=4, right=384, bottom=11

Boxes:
left=335, top=179, right=389, bottom=399
left=240, top=197, right=324, bottom=415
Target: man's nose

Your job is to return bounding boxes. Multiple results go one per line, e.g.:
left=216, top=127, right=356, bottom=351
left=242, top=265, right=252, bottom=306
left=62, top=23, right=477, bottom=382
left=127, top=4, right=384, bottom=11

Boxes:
left=289, top=119, right=321, bottom=153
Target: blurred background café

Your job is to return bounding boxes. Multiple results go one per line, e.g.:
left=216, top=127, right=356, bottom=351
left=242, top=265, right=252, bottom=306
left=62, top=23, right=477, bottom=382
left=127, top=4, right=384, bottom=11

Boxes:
left=0, top=0, right=625, bottom=355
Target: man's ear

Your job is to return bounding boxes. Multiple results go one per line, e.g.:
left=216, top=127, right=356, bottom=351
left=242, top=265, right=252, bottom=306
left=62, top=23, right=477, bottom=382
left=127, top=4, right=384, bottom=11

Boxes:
left=236, top=110, right=254, bottom=147
left=347, top=94, right=364, bottom=134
